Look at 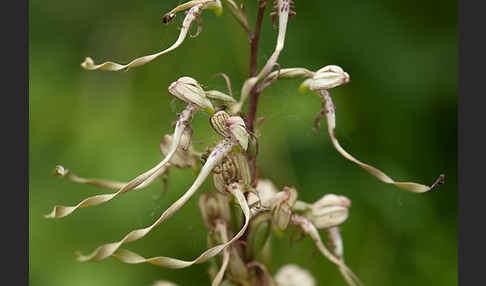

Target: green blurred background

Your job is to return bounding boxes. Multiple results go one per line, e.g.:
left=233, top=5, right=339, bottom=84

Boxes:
left=29, top=0, right=457, bottom=285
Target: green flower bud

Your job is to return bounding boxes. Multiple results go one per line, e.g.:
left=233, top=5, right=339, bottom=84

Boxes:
left=205, top=90, right=237, bottom=104
left=168, top=76, right=215, bottom=112
left=305, top=194, right=351, bottom=229
left=309, top=65, right=350, bottom=91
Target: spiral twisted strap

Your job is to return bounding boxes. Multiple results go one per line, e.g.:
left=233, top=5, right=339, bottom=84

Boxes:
left=81, top=4, right=205, bottom=71
left=319, top=89, right=444, bottom=193
left=291, top=215, right=363, bottom=286
left=45, top=105, right=197, bottom=219
left=111, top=184, right=249, bottom=270
left=75, top=138, right=236, bottom=262
left=43, top=164, right=168, bottom=219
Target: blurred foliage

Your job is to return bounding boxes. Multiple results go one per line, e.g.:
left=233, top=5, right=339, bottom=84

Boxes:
left=29, top=0, right=457, bottom=285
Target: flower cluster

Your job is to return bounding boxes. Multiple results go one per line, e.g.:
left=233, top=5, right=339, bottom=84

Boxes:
left=46, top=1, right=444, bottom=285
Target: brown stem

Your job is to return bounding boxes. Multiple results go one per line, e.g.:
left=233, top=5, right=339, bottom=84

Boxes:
left=246, top=0, right=267, bottom=187
left=247, top=0, right=267, bottom=132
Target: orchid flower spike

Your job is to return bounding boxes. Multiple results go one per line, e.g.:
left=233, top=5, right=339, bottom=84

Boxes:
left=81, top=1, right=222, bottom=72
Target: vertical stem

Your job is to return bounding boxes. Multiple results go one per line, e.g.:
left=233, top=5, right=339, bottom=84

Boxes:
left=245, top=0, right=267, bottom=189
left=247, top=0, right=267, bottom=133
left=237, top=1, right=268, bottom=271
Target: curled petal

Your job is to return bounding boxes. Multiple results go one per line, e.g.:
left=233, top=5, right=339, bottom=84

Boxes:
left=164, top=0, right=217, bottom=20
left=318, top=90, right=445, bottom=193
left=76, top=138, right=236, bottom=262
left=326, top=227, right=357, bottom=286
left=211, top=222, right=231, bottom=286
left=45, top=105, right=197, bottom=219
left=291, top=215, right=363, bottom=286
left=81, top=5, right=204, bottom=72
left=44, top=164, right=169, bottom=219
left=110, top=182, right=250, bottom=270
left=232, top=0, right=290, bottom=114
left=255, top=0, right=290, bottom=79
left=190, top=16, right=204, bottom=38
left=52, top=165, right=127, bottom=190
left=214, top=73, right=234, bottom=98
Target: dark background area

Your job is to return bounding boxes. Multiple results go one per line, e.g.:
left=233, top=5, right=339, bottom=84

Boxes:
left=29, top=0, right=457, bottom=285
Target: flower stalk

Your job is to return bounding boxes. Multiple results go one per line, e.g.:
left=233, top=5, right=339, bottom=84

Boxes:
left=46, top=1, right=445, bottom=285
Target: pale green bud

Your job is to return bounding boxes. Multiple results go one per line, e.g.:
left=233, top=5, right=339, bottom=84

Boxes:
left=168, top=76, right=215, bottom=113
left=309, top=65, right=350, bottom=91
left=305, top=194, right=351, bottom=229
left=205, top=90, right=237, bottom=104
left=267, top=68, right=314, bottom=80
